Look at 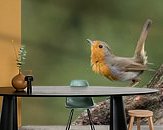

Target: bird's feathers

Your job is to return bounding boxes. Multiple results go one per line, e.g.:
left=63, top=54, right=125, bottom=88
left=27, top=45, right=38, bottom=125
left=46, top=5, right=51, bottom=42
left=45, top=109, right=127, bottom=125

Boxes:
left=134, top=19, right=152, bottom=64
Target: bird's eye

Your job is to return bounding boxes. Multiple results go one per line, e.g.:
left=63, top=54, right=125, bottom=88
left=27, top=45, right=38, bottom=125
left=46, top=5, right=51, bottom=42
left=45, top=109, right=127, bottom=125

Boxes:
left=99, top=45, right=103, bottom=48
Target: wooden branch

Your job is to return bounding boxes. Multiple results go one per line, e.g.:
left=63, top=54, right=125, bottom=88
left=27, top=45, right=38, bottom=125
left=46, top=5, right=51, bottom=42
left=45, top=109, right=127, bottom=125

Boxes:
left=147, top=64, right=163, bottom=89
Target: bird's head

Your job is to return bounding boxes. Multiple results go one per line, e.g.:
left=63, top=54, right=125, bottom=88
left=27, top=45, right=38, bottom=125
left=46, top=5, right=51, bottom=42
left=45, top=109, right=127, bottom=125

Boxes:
left=87, top=39, right=113, bottom=58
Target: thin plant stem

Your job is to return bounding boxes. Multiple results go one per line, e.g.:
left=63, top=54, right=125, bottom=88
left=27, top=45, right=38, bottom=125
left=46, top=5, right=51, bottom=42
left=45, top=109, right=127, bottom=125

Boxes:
left=11, top=40, right=18, bottom=60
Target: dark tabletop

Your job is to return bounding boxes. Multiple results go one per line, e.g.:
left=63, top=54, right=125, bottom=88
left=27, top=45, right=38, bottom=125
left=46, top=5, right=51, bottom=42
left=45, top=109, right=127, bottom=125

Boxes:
left=0, top=86, right=158, bottom=97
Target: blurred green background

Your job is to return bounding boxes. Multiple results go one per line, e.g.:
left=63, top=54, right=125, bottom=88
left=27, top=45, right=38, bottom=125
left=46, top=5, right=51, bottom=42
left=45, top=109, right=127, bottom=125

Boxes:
left=22, top=0, right=163, bottom=125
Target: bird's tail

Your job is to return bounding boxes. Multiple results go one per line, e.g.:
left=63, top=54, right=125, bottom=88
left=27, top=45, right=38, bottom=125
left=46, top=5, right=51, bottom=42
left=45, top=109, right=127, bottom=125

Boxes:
left=134, top=19, right=152, bottom=65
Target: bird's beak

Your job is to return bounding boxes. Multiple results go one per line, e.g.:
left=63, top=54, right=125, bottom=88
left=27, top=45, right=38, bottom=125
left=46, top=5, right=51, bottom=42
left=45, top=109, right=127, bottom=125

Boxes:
left=86, top=39, right=93, bottom=45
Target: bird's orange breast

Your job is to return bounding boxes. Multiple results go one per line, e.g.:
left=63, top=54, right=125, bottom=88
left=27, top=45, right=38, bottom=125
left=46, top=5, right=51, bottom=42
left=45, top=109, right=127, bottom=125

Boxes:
left=90, top=41, right=117, bottom=80
left=91, top=62, right=117, bottom=80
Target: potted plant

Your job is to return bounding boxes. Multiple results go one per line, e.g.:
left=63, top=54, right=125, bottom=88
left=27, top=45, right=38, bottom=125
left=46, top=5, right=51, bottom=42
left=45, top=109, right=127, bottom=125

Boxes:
left=11, top=42, right=27, bottom=91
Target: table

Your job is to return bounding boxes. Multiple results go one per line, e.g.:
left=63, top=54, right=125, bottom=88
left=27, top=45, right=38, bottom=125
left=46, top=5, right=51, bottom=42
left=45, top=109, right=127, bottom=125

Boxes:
left=0, top=86, right=158, bottom=130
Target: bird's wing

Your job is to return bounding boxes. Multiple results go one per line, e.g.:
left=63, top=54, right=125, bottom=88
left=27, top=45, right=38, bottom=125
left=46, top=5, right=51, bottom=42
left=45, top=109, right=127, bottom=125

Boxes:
left=125, top=63, right=155, bottom=72
left=124, top=62, right=147, bottom=72
left=105, top=56, right=147, bottom=72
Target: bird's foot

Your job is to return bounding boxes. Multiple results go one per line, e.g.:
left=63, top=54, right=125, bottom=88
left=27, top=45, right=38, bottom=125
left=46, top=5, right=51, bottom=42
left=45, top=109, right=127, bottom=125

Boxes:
left=129, top=79, right=140, bottom=87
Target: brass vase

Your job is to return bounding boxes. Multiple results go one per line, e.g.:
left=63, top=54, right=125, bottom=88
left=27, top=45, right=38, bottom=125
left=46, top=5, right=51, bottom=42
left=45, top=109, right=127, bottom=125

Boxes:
left=12, top=72, right=27, bottom=91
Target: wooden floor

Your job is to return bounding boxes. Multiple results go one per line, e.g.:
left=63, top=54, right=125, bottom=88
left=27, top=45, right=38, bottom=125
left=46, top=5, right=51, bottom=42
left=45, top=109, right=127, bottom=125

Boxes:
left=19, top=125, right=163, bottom=130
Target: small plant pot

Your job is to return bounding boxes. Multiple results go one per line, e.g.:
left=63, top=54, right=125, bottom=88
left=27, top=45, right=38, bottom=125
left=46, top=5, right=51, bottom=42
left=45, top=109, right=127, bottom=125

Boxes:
left=11, top=72, right=27, bottom=91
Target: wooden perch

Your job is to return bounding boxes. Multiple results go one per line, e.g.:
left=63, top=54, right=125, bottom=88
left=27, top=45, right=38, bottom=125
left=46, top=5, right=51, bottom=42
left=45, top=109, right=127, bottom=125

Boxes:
left=74, top=64, right=163, bottom=125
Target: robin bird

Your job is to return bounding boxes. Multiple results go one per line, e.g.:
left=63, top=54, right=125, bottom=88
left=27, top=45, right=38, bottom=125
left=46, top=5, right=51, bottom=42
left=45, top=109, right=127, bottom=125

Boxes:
left=87, top=19, right=152, bottom=87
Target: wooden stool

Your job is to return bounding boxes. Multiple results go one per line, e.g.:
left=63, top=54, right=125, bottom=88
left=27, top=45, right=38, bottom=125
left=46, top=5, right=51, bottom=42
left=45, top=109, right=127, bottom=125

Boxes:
left=128, top=110, right=154, bottom=130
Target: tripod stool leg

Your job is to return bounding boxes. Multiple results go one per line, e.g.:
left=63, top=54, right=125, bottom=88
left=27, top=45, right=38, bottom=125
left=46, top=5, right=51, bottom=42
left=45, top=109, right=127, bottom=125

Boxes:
left=128, top=116, right=134, bottom=130
left=137, top=117, right=141, bottom=130
left=148, top=117, right=154, bottom=130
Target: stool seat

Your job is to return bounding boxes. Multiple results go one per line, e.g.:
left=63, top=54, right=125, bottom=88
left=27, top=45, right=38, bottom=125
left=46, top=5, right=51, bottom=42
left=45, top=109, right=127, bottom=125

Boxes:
left=128, top=110, right=154, bottom=130
left=128, top=110, right=153, bottom=117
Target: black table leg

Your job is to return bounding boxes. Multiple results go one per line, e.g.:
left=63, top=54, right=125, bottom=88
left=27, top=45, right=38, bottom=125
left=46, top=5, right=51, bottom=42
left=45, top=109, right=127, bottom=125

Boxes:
left=0, top=96, right=18, bottom=130
left=110, top=96, right=127, bottom=130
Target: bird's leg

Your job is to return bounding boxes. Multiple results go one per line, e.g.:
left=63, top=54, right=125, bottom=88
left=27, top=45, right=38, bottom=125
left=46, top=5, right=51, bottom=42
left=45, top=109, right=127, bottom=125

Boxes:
left=129, top=79, right=140, bottom=87
left=130, top=78, right=142, bottom=102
